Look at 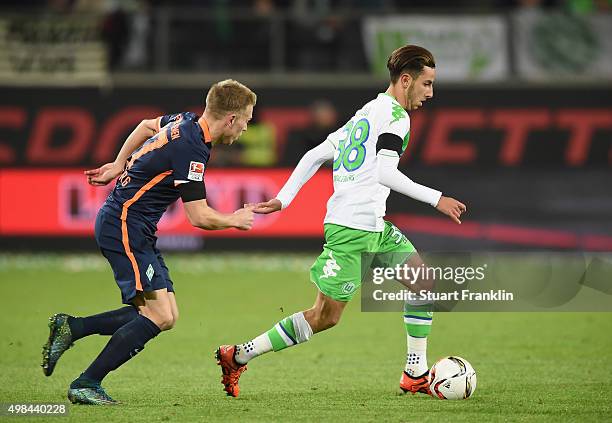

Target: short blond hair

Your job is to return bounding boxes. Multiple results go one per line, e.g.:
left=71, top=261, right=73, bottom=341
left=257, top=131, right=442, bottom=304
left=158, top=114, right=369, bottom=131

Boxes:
left=205, top=79, right=257, bottom=118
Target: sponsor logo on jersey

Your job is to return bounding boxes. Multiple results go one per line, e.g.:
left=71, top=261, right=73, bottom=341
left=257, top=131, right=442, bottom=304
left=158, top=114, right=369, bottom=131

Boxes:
left=188, top=161, right=205, bottom=181
left=333, top=174, right=355, bottom=182
left=390, top=104, right=407, bottom=124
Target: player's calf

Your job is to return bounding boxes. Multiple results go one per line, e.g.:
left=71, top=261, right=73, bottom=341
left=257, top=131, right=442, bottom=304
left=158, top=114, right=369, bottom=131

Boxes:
left=303, top=291, right=347, bottom=333
left=303, top=307, right=342, bottom=333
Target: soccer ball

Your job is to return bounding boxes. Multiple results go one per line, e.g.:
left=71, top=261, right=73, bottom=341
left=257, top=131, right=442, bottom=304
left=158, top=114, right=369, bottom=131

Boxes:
left=428, top=356, right=477, bottom=400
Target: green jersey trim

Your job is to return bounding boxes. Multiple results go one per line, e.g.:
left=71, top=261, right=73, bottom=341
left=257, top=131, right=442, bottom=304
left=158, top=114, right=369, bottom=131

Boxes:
left=402, top=131, right=411, bottom=153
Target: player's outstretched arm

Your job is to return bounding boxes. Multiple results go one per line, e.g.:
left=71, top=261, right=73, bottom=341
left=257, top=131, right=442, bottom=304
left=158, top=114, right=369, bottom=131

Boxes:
left=183, top=199, right=254, bottom=230
left=252, top=140, right=335, bottom=214
left=84, top=118, right=159, bottom=186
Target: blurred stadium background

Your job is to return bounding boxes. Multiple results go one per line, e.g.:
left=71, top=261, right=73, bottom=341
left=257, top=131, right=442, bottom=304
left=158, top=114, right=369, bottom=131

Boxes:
left=0, top=0, right=610, bottom=252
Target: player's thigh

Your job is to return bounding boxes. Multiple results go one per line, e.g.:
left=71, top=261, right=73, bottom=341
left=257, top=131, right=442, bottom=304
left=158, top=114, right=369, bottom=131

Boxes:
left=154, top=247, right=176, bottom=300
left=310, top=244, right=362, bottom=302
left=95, top=211, right=137, bottom=304
left=98, top=245, right=145, bottom=305
left=97, top=214, right=172, bottom=305
left=378, top=222, right=435, bottom=291
left=151, top=248, right=178, bottom=323
left=129, top=245, right=174, bottom=296
left=310, top=224, right=379, bottom=301
left=375, top=221, right=418, bottom=267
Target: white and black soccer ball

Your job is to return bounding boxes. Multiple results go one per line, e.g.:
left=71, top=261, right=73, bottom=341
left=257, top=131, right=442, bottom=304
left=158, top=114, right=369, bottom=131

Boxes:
left=428, top=356, right=477, bottom=400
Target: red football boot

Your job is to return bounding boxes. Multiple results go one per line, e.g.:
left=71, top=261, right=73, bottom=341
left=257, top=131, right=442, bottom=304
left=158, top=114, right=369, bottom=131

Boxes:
left=400, top=370, right=431, bottom=395
left=215, top=345, right=247, bottom=397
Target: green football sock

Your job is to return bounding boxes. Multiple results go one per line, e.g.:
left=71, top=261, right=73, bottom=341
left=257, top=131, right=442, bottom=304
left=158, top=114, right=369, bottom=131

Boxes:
left=403, top=303, right=433, bottom=375
left=235, top=312, right=313, bottom=364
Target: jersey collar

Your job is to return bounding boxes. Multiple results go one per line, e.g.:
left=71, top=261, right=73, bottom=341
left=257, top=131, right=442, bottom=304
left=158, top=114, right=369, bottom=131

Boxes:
left=380, top=92, right=399, bottom=103
left=198, top=117, right=213, bottom=144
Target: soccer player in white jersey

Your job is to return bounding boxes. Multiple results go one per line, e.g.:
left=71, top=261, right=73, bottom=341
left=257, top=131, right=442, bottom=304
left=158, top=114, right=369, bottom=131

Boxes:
left=216, top=45, right=466, bottom=397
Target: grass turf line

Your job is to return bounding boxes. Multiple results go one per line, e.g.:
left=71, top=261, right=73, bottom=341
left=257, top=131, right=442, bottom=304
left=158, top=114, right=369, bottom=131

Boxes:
left=0, top=254, right=611, bottom=422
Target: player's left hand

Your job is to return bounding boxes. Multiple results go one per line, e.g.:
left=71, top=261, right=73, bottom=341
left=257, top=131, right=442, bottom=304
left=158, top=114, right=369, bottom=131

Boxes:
left=435, top=196, right=467, bottom=224
left=246, top=198, right=282, bottom=214
left=84, top=162, right=124, bottom=186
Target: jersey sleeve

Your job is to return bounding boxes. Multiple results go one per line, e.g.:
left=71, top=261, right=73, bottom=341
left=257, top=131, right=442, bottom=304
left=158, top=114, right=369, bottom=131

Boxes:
left=169, top=128, right=208, bottom=185
left=156, top=112, right=188, bottom=132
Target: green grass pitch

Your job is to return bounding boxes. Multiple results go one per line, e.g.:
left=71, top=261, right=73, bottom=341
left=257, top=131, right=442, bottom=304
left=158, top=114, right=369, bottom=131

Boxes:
left=1, top=253, right=611, bottom=422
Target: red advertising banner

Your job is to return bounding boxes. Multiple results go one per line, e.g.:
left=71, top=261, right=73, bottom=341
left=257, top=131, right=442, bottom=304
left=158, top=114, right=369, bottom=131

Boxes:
left=0, top=169, right=332, bottom=237
left=1, top=86, right=611, bottom=168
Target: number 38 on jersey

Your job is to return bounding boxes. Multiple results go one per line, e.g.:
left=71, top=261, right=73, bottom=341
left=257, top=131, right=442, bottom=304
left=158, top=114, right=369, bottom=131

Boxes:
left=333, top=118, right=370, bottom=172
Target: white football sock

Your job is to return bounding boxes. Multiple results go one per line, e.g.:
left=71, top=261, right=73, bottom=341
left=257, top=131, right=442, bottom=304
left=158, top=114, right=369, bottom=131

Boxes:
left=234, top=312, right=313, bottom=365
left=405, top=336, right=428, bottom=376
left=235, top=333, right=272, bottom=365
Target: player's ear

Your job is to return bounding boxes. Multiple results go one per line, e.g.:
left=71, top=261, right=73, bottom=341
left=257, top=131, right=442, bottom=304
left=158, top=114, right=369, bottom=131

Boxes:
left=228, top=114, right=236, bottom=127
left=400, top=73, right=412, bottom=88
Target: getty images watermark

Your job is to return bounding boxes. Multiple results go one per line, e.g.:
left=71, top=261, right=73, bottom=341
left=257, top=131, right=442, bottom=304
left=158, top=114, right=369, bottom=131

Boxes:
left=360, top=252, right=612, bottom=312
left=371, top=262, right=513, bottom=303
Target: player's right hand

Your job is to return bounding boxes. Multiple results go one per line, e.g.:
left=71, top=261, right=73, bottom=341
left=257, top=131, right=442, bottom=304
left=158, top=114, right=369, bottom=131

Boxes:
left=84, top=162, right=124, bottom=186
left=232, top=206, right=255, bottom=230
left=247, top=198, right=282, bottom=214
left=435, top=196, right=467, bottom=224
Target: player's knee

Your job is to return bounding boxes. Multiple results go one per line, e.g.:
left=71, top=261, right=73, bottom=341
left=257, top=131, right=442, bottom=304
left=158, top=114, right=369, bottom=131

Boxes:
left=158, top=317, right=175, bottom=331
left=160, top=313, right=176, bottom=331
left=166, top=312, right=178, bottom=330
left=150, top=310, right=175, bottom=331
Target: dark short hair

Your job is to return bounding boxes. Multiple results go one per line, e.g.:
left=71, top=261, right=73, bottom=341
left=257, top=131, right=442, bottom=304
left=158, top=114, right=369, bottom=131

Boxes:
left=387, top=45, right=436, bottom=83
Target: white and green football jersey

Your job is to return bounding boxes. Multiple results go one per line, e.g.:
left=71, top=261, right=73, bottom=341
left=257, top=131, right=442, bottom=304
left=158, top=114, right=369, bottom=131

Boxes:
left=324, top=93, right=410, bottom=232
